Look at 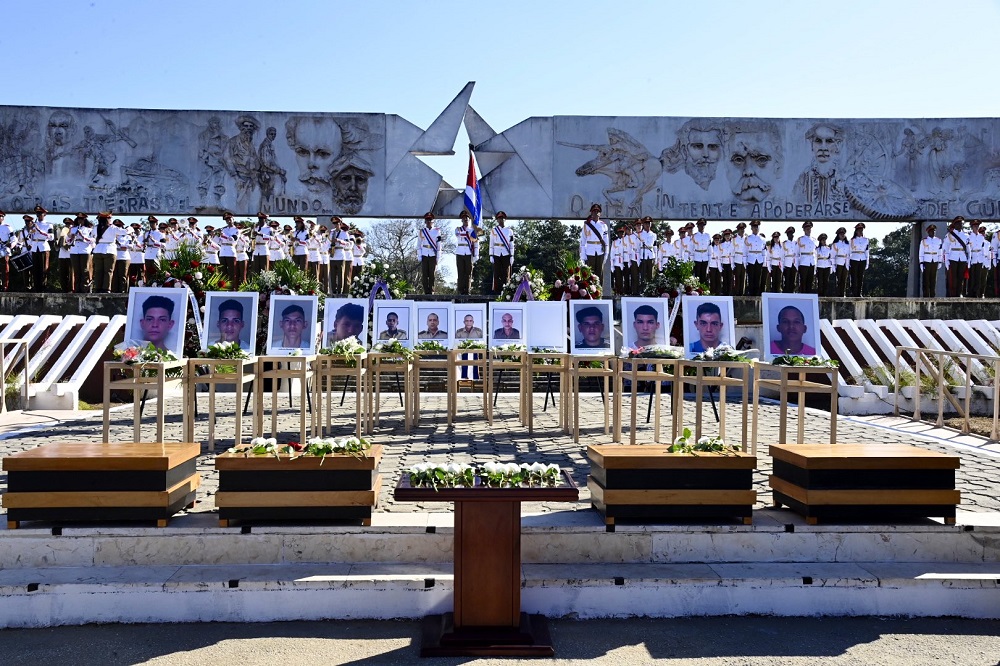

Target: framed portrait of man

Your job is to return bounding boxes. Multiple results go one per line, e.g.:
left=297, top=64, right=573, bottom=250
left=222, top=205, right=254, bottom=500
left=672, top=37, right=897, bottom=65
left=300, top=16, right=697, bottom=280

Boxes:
left=526, top=301, right=568, bottom=352
left=569, top=299, right=614, bottom=355
left=266, top=294, right=319, bottom=355
left=681, top=295, right=735, bottom=359
left=416, top=303, right=452, bottom=348
left=621, top=297, right=668, bottom=350
left=488, top=302, right=526, bottom=346
left=373, top=300, right=414, bottom=349
left=203, top=292, right=258, bottom=353
left=453, top=304, right=487, bottom=342
left=761, top=293, right=823, bottom=360
left=323, top=298, right=369, bottom=348
left=124, top=287, right=189, bottom=358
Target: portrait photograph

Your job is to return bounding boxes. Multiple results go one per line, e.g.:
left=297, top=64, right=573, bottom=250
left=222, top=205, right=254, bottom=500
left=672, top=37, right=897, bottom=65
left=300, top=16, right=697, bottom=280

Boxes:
left=761, top=293, right=823, bottom=360
left=621, top=297, right=668, bottom=350
left=570, top=300, right=613, bottom=355
left=681, top=295, right=735, bottom=359
left=373, top=300, right=414, bottom=349
left=203, top=292, right=258, bottom=353
left=124, top=287, right=189, bottom=358
left=488, top=302, right=526, bottom=346
left=266, top=294, right=319, bottom=355
left=453, top=304, right=487, bottom=342
left=323, top=298, right=369, bottom=348
left=416, top=304, right=452, bottom=347
left=526, top=301, right=568, bottom=352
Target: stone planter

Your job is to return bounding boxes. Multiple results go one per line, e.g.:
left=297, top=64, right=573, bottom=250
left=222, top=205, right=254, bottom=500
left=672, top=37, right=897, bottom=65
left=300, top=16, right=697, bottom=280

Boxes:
left=214, top=445, right=382, bottom=526
left=587, top=444, right=757, bottom=525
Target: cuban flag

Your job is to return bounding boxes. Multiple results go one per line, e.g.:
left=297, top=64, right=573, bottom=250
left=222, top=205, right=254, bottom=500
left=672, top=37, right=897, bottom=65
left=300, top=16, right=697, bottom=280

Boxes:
left=464, top=149, right=483, bottom=238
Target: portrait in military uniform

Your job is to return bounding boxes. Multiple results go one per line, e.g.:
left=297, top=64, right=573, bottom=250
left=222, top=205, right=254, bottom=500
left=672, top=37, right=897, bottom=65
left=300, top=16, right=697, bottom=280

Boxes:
left=374, top=300, right=414, bottom=348
left=453, top=305, right=487, bottom=341
left=570, top=300, right=613, bottom=355
left=488, top=302, right=525, bottom=346
left=417, top=305, right=451, bottom=345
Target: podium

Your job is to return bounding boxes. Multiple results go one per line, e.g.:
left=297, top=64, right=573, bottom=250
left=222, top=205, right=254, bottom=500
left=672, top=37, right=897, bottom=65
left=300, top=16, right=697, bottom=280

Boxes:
left=394, top=471, right=579, bottom=657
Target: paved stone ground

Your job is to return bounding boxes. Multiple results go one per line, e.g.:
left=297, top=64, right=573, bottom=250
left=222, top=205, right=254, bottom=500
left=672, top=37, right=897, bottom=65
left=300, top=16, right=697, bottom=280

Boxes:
left=2, top=389, right=998, bottom=519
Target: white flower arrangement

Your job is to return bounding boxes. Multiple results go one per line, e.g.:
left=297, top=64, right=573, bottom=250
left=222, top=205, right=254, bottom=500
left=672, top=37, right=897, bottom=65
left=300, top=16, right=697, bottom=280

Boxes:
left=690, top=344, right=750, bottom=363
left=407, top=460, right=563, bottom=489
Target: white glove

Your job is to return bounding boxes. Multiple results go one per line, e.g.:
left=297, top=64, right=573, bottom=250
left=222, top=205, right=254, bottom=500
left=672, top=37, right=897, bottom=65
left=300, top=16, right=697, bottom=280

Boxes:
left=490, top=256, right=494, bottom=264
left=509, top=256, right=514, bottom=265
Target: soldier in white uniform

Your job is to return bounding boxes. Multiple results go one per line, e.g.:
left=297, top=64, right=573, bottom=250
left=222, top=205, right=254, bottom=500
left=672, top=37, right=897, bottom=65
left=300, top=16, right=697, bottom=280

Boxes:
left=490, top=211, right=514, bottom=294
left=658, top=226, right=675, bottom=270
left=767, top=231, right=784, bottom=292
left=919, top=223, right=943, bottom=298
left=796, top=221, right=818, bottom=294
left=719, top=229, right=735, bottom=295
left=690, top=218, right=711, bottom=283
left=849, top=222, right=870, bottom=297
left=781, top=226, right=798, bottom=293
left=673, top=225, right=690, bottom=263
left=252, top=213, right=272, bottom=274
left=610, top=227, right=624, bottom=295
left=968, top=219, right=989, bottom=298
left=454, top=210, right=479, bottom=295
left=815, top=233, right=833, bottom=297
left=579, top=204, right=608, bottom=283
left=832, top=227, right=851, bottom=297
left=743, top=220, right=766, bottom=296
left=29, top=205, right=53, bottom=293
left=638, top=216, right=657, bottom=289
left=731, top=221, right=747, bottom=296
left=418, top=212, right=441, bottom=295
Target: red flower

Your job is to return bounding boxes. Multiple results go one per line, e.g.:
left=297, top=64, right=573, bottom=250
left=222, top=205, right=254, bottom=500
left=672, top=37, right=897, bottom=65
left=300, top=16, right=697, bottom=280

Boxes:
left=308, top=290, right=315, bottom=295
left=220, top=280, right=228, bottom=289
left=288, top=441, right=305, bottom=451
left=170, top=261, right=179, bottom=269
left=191, top=261, right=200, bottom=268
left=184, top=274, right=193, bottom=282
left=669, top=289, right=679, bottom=298
left=207, top=265, right=216, bottom=273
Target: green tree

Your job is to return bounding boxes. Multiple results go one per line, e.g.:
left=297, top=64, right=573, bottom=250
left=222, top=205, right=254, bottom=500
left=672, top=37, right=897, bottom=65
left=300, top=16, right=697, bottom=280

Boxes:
left=864, top=224, right=909, bottom=296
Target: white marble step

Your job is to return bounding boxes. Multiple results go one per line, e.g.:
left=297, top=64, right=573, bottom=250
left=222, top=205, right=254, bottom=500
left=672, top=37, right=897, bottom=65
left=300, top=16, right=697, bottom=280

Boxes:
left=0, top=560, right=997, bottom=627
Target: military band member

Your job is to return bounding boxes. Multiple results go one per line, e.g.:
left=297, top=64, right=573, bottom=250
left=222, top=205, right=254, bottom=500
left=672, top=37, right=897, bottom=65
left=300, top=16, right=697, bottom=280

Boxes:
left=920, top=223, right=943, bottom=298
left=267, top=221, right=285, bottom=265
left=673, top=224, right=690, bottom=263
left=418, top=212, right=441, bottom=295
left=202, top=226, right=221, bottom=265
left=690, top=218, right=711, bottom=283
left=744, top=221, right=765, bottom=296
left=796, top=221, right=817, bottom=294
left=330, top=217, right=351, bottom=294
left=832, top=226, right=850, bottom=297
left=454, top=210, right=478, bottom=295
left=815, top=233, right=832, bottom=297
left=625, top=223, right=640, bottom=295
left=234, top=222, right=249, bottom=287
left=732, top=221, right=747, bottom=296
left=111, top=219, right=131, bottom=293
left=969, top=219, right=989, bottom=298
left=351, top=231, right=366, bottom=287
left=610, top=227, right=624, bottom=295
left=707, top=233, right=722, bottom=294
left=316, top=225, right=330, bottom=291
left=781, top=226, right=797, bottom=293
left=58, top=217, right=75, bottom=293
left=992, top=229, right=1000, bottom=297
left=849, top=222, right=870, bottom=297
left=91, top=212, right=118, bottom=294
left=490, top=211, right=514, bottom=294
left=70, top=213, right=96, bottom=293
left=219, top=212, right=238, bottom=282
left=29, top=205, right=53, bottom=293
left=127, top=223, right=144, bottom=288
left=0, top=211, right=11, bottom=292
left=291, top=216, right=309, bottom=271
left=767, top=231, right=784, bottom=292
left=657, top=226, right=675, bottom=270
left=252, top=213, right=271, bottom=274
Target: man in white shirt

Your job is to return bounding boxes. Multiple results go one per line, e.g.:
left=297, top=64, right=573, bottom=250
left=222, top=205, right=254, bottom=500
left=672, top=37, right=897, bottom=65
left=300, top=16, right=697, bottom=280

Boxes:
left=490, top=211, right=514, bottom=294
left=92, top=211, right=118, bottom=293
left=638, top=216, right=657, bottom=289
left=29, top=205, right=54, bottom=293
left=418, top=212, right=441, bottom=295
left=731, top=221, right=747, bottom=296
left=968, top=219, right=989, bottom=298
left=848, top=222, right=870, bottom=297
left=252, top=212, right=272, bottom=274
left=690, top=218, right=711, bottom=283
left=657, top=226, right=675, bottom=270
left=0, top=211, right=12, bottom=292
left=330, top=217, right=351, bottom=294
left=743, top=220, right=766, bottom=296
left=219, top=212, right=239, bottom=283
left=919, top=223, right=943, bottom=298
left=111, top=219, right=131, bottom=293
left=832, top=227, right=851, bottom=296
left=454, top=210, right=479, bottom=295
left=143, top=216, right=165, bottom=283
left=781, top=226, right=798, bottom=293
left=70, top=214, right=96, bottom=293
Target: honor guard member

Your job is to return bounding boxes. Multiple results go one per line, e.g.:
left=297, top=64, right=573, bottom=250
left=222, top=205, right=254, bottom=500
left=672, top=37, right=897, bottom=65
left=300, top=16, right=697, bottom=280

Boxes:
left=707, top=233, right=722, bottom=294
left=781, top=226, right=798, bottom=293
left=29, top=205, right=53, bottom=293
left=743, top=221, right=766, bottom=296
left=673, top=224, right=690, bottom=263
left=992, top=227, right=1000, bottom=297
left=351, top=231, right=366, bottom=284
left=291, top=216, right=309, bottom=271
left=163, top=218, right=181, bottom=260
left=815, top=233, right=833, bottom=297
left=267, top=221, right=285, bottom=265
left=127, top=223, right=144, bottom=288
left=316, top=225, right=330, bottom=291
left=490, top=211, right=514, bottom=294
left=690, top=218, right=711, bottom=283
left=658, top=226, right=675, bottom=270
left=305, top=222, right=320, bottom=281
left=920, top=223, right=943, bottom=298
left=796, top=221, right=818, bottom=294
left=234, top=221, right=250, bottom=286
left=732, top=222, right=747, bottom=296
left=202, top=226, right=220, bottom=266
left=219, top=212, right=238, bottom=282
left=849, top=222, right=870, bottom=297
left=142, top=215, right=163, bottom=284
left=638, top=216, right=657, bottom=286
left=111, top=219, right=131, bottom=293
left=767, top=231, right=784, bottom=292
left=942, top=216, right=969, bottom=296
left=92, top=211, right=119, bottom=293
left=683, top=222, right=696, bottom=262
left=579, top=204, right=608, bottom=282
left=57, top=217, right=75, bottom=292
left=330, top=217, right=351, bottom=294
left=832, top=227, right=850, bottom=296
left=969, top=219, right=989, bottom=298
left=252, top=213, right=272, bottom=274
left=454, top=210, right=479, bottom=295
left=610, top=226, right=624, bottom=295
left=719, top=229, right=735, bottom=295
left=418, top=212, right=441, bottom=294
left=624, top=223, right=640, bottom=295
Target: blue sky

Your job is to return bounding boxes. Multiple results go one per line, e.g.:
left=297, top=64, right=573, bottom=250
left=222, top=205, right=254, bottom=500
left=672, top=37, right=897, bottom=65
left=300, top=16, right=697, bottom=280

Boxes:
left=5, top=0, right=1000, bottom=243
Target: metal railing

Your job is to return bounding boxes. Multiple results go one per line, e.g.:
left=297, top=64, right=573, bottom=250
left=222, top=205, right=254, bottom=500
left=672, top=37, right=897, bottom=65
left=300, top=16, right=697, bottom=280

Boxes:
left=893, top=345, right=1000, bottom=439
